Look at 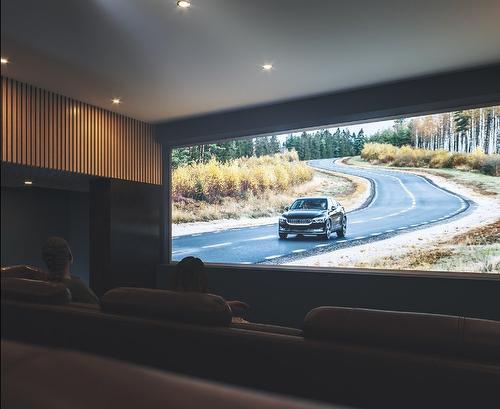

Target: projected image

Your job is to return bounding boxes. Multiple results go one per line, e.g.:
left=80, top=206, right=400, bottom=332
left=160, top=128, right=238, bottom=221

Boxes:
left=172, top=106, right=500, bottom=274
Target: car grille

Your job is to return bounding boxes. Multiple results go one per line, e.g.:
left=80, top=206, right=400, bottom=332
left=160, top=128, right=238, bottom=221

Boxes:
left=287, top=219, right=312, bottom=225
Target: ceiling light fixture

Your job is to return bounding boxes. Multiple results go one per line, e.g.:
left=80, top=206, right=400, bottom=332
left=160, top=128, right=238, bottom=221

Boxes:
left=111, top=98, right=122, bottom=105
left=177, top=1, right=191, bottom=8
left=1, top=57, right=9, bottom=65
left=262, top=64, right=273, bottom=71
left=24, top=180, right=33, bottom=185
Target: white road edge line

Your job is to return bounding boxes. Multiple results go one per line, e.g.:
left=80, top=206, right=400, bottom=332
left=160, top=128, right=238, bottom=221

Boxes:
left=246, top=235, right=275, bottom=241
left=201, top=242, right=231, bottom=249
left=265, top=254, right=283, bottom=260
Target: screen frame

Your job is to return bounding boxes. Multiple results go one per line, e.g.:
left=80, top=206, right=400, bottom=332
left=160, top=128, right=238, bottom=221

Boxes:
left=159, top=67, right=500, bottom=279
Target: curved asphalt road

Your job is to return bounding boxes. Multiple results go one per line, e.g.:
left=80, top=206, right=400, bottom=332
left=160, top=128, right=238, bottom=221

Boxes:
left=172, top=159, right=470, bottom=264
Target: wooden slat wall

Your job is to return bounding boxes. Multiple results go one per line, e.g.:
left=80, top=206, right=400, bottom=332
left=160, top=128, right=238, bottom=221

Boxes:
left=1, top=77, right=161, bottom=184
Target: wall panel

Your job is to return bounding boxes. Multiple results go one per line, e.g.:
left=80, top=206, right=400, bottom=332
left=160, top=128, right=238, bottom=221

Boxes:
left=1, top=77, right=161, bottom=184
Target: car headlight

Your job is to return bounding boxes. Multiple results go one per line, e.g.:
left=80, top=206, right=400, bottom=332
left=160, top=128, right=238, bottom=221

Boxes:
left=279, top=217, right=287, bottom=223
left=312, top=216, right=327, bottom=223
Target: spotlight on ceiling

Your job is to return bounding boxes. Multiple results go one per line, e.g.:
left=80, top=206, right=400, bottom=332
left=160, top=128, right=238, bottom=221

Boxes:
left=1, top=57, right=9, bottom=65
left=111, top=98, right=122, bottom=105
left=262, top=64, right=273, bottom=71
left=177, top=1, right=191, bottom=8
left=24, top=180, right=33, bottom=185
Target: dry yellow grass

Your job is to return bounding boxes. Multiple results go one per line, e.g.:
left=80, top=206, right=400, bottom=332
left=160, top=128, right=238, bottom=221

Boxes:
left=173, top=170, right=355, bottom=223
left=173, top=151, right=314, bottom=202
left=449, top=220, right=500, bottom=245
left=361, top=143, right=499, bottom=176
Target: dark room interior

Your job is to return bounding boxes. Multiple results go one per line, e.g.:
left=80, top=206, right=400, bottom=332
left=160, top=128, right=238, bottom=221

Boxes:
left=1, top=1, right=499, bottom=408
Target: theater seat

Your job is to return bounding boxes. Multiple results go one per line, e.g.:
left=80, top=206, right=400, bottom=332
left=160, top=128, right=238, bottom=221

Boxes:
left=1, top=277, right=71, bottom=305
left=231, top=321, right=303, bottom=337
left=3, top=299, right=499, bottom=408
left=1, top=265, right=48, bottom=280
left=303, top=306, right=500, bottom=359
left=463, top=316, right=500, bottom=358
left=101, top=287, right=233, bottom=326
left=1, top=340, right=334, bottom=409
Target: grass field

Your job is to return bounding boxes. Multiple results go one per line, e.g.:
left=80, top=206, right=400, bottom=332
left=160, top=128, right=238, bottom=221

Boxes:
left=347, top=156, right=500, bottom=196
left=355, top=221, right=500, bottom=273
left=173, top=170, right=357, bottom=223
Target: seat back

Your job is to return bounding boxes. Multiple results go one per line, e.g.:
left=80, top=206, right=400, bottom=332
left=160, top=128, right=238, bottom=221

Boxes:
left=303, top=306, right=500, bottom=359
left=101, top=287, right=232, bottom=326
left=1, top=265, right=48, bottom=281
left=1, top=277, right=71, bottom=305
left=2, top=299, right=499, bottom=409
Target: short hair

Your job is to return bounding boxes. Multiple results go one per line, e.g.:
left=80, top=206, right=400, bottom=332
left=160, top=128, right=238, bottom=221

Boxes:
left=41, top=237, right=73, bottom=281
left=174, top=257, right=207, bottom=293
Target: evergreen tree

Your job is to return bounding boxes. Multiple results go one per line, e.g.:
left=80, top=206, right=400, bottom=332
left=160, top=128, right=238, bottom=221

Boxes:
left=269, top=135, right=281, bottom=154
left=235, top=139, right=254, bottom=157
left=254, top=136, right=269, bottom=157
left=310, top=132, right=321, bottom=159
left=353, top=129, right=366, bottom=155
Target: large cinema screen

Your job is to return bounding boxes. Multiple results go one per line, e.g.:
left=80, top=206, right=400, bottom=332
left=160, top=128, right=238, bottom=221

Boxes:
left=171, top=106, right=500, bottom=274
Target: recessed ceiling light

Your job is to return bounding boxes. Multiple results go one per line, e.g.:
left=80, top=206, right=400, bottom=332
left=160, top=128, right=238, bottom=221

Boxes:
left=262, top=64, right=273, bottom=71
left=1, top=57, right=9, bottom=65
left=24, top=180, right=33, bottom=185
left=111, top=98, right=122, bottom=105
left=177, top=1, right=191, bottom=8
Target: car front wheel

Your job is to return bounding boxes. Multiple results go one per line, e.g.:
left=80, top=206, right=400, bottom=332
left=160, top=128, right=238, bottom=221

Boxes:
left=337, top=216, right=347, bottom=238
left=322, top=219, right=332, bottom=240
left=279, top=233, right=288, bottom=239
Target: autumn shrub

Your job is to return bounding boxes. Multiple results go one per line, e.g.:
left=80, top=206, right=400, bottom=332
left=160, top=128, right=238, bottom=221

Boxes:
left=172, top=151, right=314, bottom=203
left=450, top=153, right=469, bottom=168
left=479, top=156, right=500, bottom=176
left=361, top=142, right=498, bottom=175
left=362, top=143, right=390, bottom=162
left=392, top=145, right=415, bottom=166
left=467, top=148, right=487, bottom=170
left=429, top=151, right=452, bottom=168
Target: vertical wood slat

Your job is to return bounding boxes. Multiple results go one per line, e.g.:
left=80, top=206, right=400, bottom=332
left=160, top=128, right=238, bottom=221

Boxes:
left=1, top=77, right=161, bottom=184
left=2, top=78, right=5, bottom=160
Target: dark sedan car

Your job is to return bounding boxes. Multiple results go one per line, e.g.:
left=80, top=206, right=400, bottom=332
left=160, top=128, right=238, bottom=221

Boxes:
left=278, top=197, right=346, bottom=239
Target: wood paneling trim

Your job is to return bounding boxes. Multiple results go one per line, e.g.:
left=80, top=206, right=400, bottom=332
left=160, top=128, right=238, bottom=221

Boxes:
left=1, top=77, right=161, bottom=184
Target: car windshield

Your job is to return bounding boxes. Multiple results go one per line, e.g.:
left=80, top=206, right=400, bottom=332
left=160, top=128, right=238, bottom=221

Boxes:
left=290, top=199, right=327, bottom=210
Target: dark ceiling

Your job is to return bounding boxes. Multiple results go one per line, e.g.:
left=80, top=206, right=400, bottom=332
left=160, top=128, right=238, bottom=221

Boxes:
left=2, top=0, right=500, bottom=123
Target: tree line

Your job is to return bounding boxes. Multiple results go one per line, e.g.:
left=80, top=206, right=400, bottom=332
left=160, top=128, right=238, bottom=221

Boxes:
left=172, top=106, right=499, bottom=168
left=172, top=129, right=366, bottom=168
left=411, top=106, right=499, bottom=154
left=284, top=129, right=365, bottom=160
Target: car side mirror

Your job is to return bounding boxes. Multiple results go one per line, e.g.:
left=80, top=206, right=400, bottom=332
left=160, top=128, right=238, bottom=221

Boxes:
left=331, top=205, right=336, bottom=211
left=284, top=206, right=289, bottom=211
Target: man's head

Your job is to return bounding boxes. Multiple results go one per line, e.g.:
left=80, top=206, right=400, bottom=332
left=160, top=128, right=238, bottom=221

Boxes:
left=41, top=237, right=73, bottom=281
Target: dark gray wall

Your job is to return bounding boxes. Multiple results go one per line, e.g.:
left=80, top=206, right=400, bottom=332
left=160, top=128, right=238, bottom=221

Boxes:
left=90, top=179, right=161, bottom=296
left=158, top=264, right=500, bottom=328
left=1, top=186, right=90, bottom=283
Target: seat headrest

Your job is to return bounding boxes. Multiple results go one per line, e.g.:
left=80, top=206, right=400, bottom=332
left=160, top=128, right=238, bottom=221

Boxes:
left=303, top=306, right=462, bottom=353
left=101, top=287, right=232, bottom=326
left=1, top=278, right=72, bottom=305
left=1, top=265, right=48, bottom=281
